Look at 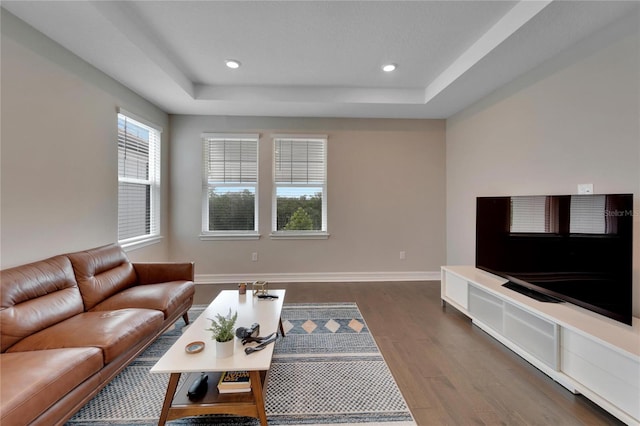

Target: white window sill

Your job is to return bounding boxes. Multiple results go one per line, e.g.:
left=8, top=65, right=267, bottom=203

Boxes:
left=269, top=231, right=330, bottom=240
left=120, top=235, right=163, bottom=251
left=200, top=232, right=260, bottom=241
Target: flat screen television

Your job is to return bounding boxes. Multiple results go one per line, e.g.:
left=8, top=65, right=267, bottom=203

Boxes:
left=476, top=194, right=633, bottom=326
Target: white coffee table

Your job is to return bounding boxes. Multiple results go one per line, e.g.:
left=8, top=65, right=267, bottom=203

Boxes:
left=150, top=289, right=286, bottom=425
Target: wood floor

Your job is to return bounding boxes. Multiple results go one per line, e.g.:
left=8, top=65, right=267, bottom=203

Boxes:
left=194, top=282, right=623, bottom=426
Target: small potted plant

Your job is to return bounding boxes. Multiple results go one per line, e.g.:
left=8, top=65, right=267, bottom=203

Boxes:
left=206, top=308, right=238, bottom=358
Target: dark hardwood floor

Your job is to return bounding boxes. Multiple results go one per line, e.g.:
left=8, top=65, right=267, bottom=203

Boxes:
left=194, top=282, right=623, bottom=425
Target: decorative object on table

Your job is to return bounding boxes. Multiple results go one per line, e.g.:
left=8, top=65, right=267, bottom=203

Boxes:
left=205, top=308, right=238, bottom=358
left=217, top=371, right=251, bottom=393
left=235, top=322, right=280, bottom=346
left=257, top=293, right=278, bottom=300
left=238, top=282, right=247, bottom=294
left=184, top=341, right=205, bottom=354
left=244, top=335, right=277, bottom=355
left=252, top=280, right=268, bottom=295
left=241, top=331, right=276, bottom=345
left=235, top=322, right=260, bottom=339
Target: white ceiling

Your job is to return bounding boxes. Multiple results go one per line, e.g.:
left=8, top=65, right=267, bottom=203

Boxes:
left=2, top=1, right=638, bottom=119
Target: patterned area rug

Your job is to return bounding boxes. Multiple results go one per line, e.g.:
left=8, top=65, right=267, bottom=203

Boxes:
left=66, top=303, right=416, bottom=425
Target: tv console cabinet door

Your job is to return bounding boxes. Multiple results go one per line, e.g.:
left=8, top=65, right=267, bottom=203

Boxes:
left=561, top=328, right=640, bottom=422
left=442, top=271, right=469, bottom=311
left=503, top=303, right=558, bottom=369
left=468, top=285, right=503, bottom=334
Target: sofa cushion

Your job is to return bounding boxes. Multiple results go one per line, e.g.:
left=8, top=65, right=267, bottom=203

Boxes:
left=6, top=308, right=163, bottom=364
left=67, top=244, right=138, bottom=311
left=0, top=347, right=103, bottom=425
left=0, top=255, right=84, bottom=352
left=133, top=262, right=194, bottom=284
left=91, top=281, right=195, bottom=319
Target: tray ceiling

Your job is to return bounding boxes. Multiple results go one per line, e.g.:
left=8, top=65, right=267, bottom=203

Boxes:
left=2, top=1, right=637, bottom=118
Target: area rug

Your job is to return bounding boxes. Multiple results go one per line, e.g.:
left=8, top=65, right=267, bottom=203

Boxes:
left=66, top=303, right=416, bottom=425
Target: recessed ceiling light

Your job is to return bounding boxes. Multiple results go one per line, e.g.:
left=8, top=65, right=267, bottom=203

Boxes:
left=225, top=59, right=241, bottom=69
left=382, top=63, right=397, bottom=72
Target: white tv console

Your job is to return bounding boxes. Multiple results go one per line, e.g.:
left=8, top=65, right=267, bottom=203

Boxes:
left=441, top=266, right=640, bottom=425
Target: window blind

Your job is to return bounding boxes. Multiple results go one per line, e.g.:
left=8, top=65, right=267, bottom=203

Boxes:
left=203, top=137, right=257, bottom=184
left=117, top=113, right=161, bottom=242
left=274, top=138, right=326, bottom=184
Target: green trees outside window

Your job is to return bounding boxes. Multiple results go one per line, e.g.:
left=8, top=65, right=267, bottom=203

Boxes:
left=277, top=193, right=322, bottom=230
left=209, top=191, right=322, bottom=231
left=209, top=189, right=255, bottom=231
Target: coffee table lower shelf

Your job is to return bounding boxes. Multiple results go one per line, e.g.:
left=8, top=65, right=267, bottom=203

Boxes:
left=158, top=370, right=269, bottom=425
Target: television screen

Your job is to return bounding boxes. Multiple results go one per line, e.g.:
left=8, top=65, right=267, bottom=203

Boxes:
left=476, top=194, right=633, bottom=325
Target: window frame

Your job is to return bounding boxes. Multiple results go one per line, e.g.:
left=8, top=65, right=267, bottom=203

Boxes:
left=271, top=134, right=329, bottom=240
left=117, top=109, right=162, bottom=250
left=200, top=133, right=260, bottom=241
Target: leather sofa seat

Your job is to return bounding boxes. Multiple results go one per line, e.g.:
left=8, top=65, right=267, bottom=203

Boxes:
left=6, top=308, right=164, bottom=364
left=0, top=347, right=103, bottom=425
left=90, top=281, right=196, bottom=319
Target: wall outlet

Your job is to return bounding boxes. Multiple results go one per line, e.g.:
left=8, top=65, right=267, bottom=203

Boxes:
left=399, top=251, right=406, bottom=260
left=251, top=252, right=258, bottom=262
left=578, top=183, right=594, bottom=194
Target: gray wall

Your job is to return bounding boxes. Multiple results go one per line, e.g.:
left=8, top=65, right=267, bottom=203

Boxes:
left=446, top=15, right=640, bottom=316
left=170, top=116, right=446, bottom=280
left=1, top=10, right=170, bottom=267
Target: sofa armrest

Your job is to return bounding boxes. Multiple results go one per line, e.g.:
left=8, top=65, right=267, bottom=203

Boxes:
left=132, top=262, right=194, bottom=284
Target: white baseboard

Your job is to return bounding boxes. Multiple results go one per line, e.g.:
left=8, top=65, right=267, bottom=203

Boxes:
left=195, top=271, right=440, bottom=285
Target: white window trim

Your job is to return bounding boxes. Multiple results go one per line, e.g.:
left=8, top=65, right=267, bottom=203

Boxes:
left=117, top=109, right=162, bottom=249
left=118, top=108, right=163, bottom=132
left=200, top=232, right=260, bottom=241
left=270, top=231, right=330, bottom=240
left=200, top=133, right=260, bottom=240
left=121, top=235, right=164, bottom=251
left=271, top=135, right=328, bottom=239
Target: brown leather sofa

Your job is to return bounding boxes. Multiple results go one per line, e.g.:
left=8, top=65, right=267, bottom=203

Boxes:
left=0, top=243, right=195, bottom=426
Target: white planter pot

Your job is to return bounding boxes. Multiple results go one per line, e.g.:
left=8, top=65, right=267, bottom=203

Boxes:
left=215, top=339, right=234, bottom=358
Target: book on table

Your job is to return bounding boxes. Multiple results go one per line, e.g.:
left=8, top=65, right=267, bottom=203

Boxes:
left=217, top=371, right=251, bottom=393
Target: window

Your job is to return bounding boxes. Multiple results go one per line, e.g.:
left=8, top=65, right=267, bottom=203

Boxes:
left=117, top=110, right=162, bottom=248
left=202, top=134, right=259, bottom=239
left=272, top=135, right=328, bottom=238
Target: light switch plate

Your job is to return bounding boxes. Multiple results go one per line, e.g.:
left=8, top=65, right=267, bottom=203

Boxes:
left=578, top=183, right=593, bottom=194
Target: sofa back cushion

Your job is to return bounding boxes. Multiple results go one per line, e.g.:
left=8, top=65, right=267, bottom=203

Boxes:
left=67, top=244, right=137, bottom=311
left=0, top=255, right=84, bottom=352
